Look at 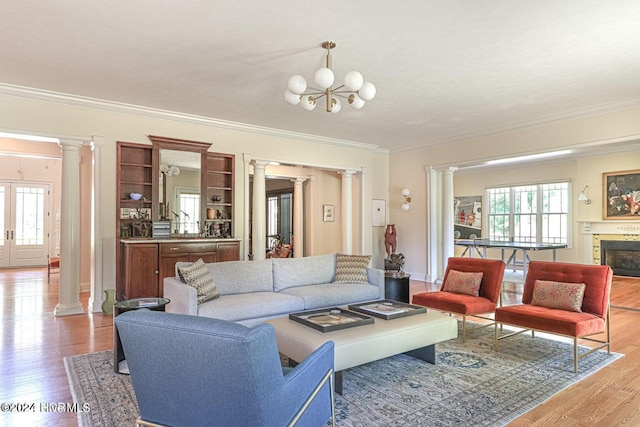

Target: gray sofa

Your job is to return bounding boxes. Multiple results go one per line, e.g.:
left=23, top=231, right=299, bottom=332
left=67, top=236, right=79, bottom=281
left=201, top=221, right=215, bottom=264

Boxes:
left=164, top=253, right=385, bottom=327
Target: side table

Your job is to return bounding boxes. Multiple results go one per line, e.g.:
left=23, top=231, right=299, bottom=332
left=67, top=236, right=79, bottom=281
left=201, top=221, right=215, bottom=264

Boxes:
left=113, top=297, right=170, bottom=374
left=384, top=272, right=411, bottom=303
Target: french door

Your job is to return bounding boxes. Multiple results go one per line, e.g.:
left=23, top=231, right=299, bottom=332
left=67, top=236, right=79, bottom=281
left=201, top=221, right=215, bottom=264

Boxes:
left=0, top=181, right=50, bottom=267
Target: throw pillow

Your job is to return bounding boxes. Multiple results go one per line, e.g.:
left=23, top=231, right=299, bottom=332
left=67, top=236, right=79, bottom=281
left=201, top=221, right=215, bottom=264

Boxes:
left=442, top=270, right=483, bottom=296
left=334, top=253, right=372, bottom=283
left=531, top=280, right=586, bottom=312
left=177, top=258, right=219, bottom=304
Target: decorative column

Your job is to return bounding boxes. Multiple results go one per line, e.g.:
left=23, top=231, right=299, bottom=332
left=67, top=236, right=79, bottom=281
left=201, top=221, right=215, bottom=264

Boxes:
left=251, top=160, right=268, bottom=261
left=425, top=166, right=439, bottom=282
left=339, top=170, right=356, bottom=254
left=88, top=137, right=104, bottom=313
left=442, top=167, right=457, bottom=273
left=292, top=178, right=305, bottom=257
left=55, top=138, right=85, bottom=316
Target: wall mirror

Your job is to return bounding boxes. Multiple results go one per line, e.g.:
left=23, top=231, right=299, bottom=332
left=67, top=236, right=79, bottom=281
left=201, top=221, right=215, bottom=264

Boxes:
left=149, top=135, right=211, bottom=235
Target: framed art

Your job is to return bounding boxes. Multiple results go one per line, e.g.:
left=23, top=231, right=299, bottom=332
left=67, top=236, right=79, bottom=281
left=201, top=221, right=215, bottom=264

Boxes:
left=323, top=204, right=335, bottom=222
left=603, top=169, right=640, bottom=219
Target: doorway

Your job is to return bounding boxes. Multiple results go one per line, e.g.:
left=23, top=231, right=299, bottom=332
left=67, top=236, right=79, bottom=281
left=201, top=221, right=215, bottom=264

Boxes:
left=0, top=181, right=51, bottom=267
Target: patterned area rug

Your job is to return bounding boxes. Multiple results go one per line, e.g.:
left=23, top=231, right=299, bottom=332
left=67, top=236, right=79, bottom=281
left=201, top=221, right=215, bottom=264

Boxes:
left=64, top=323, right=622, bottom=426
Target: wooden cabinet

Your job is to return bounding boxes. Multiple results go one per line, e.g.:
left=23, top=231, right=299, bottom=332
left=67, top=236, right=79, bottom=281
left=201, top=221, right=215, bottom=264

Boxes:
left=217, top=241, right=241, bottom=262
left=116, top=138, right=238, bottom=300
left=117, top=142, right=153, bottom=239
left=120, top=242, right=159, bottom=300
left=205, top=152, right=235, bottom=238
left=120, top=240, right=240, bottom=299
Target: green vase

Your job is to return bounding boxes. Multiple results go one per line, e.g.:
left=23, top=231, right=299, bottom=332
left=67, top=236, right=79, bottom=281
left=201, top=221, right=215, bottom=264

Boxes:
left=102, top=289, right=116, bottom=315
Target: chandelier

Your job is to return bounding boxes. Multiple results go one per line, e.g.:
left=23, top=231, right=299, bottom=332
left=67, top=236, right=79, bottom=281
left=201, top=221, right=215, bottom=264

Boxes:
left=284, top=41, right=376, bottom=113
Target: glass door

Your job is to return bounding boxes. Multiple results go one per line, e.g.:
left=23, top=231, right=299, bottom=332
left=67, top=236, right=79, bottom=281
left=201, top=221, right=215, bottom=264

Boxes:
left=0, top=181, right=50, bottom=267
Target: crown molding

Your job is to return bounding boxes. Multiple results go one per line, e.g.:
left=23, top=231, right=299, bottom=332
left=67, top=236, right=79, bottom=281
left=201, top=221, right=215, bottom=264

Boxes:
left=0, top=83, right=385, bottom=153
left=392, top=97, right=640, bottom=155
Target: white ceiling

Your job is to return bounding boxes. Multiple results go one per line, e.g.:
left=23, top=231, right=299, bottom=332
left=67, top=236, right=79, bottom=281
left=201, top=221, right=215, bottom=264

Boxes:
left=2, top=1, right=640, bottom=153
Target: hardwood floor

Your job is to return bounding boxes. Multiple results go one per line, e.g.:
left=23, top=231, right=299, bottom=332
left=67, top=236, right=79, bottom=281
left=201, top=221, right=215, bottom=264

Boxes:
left=0, top=268, right=639, bottom=426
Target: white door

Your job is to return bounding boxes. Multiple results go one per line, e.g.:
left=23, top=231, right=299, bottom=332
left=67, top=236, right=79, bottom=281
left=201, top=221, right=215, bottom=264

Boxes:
left=0, top=181, right=50, bottom=267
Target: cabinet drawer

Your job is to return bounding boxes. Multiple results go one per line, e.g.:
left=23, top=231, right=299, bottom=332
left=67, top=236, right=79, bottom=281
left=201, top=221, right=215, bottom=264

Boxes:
left=160, top=242, right=218, bottom=254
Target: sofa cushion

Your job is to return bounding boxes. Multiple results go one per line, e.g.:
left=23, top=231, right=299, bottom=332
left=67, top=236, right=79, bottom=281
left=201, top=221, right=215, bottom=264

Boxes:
left=272, top=254, right=336, bottom=292
left=495, top=304, right=605, bottom=337
left=177, top=258, right=219, bottom=304
left=412, top=291, right=496, bottom=315
left=197, top=292, right=304, bottom=322
left=280, top=282, right=380, bottom=310
left=334, top=253, right=371, bottom=283
left=531, top=280, right=586, bottom=312
left=207, top=259, right=274, bottom=295
left=442, top=270, right=483, bottom=296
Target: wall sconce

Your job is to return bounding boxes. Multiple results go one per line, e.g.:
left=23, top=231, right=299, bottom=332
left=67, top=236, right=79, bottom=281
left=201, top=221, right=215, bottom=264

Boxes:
left=401, top=188, right=412, bottom=211
left=578, top=185, right=591, bottom=205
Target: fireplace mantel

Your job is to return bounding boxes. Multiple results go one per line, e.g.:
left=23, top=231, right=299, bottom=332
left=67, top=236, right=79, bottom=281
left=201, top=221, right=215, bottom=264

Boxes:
left=580, top=220, right=640, bottom=235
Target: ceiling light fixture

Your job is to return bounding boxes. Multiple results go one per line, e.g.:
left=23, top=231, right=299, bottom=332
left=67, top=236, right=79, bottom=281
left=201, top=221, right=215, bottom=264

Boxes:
left=284, top=41, right=376, bottom=114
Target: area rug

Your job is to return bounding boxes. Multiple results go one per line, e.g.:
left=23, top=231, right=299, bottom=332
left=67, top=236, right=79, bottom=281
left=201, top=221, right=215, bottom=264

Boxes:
left=64, top=323, right=622, bottom=427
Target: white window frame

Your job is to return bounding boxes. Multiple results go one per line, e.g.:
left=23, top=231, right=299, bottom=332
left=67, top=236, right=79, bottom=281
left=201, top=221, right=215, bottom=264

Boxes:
left=487, top=181, right=570, bottom=245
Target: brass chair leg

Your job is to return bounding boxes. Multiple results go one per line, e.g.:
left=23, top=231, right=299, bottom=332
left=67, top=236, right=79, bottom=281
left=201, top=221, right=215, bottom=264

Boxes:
left=462, top=315, right=467, bottom=343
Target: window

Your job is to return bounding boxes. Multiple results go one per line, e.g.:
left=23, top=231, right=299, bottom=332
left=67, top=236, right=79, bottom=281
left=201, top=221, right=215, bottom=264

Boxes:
left=266, top=191, right=292, bottom=248
left=487, top=182, right=568, bottom=244
left=176, top=190, right=200, bottom=234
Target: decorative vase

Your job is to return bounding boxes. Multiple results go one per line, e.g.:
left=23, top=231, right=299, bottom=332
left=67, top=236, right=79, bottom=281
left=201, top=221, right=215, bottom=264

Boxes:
left=102, top=289, right=116, bottom=315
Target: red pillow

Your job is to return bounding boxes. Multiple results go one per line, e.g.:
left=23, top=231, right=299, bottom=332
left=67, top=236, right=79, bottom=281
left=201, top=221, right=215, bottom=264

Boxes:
left=442, top=270, right=483, bottom=296
left=531, top=280, right=586, bottom=312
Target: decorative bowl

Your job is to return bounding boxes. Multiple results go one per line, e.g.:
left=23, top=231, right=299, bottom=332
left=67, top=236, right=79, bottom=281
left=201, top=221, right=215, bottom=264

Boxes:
left=129, top=192, right=143, bottom=201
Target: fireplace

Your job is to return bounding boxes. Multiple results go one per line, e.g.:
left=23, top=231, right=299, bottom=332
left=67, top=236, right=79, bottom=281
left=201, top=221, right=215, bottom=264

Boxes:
left=601, top=240, right=640, bottom=277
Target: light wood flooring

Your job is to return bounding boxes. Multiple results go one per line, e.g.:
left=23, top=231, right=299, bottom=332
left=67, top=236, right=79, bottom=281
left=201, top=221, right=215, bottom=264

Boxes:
left=0, top=268, right=639, bottom=426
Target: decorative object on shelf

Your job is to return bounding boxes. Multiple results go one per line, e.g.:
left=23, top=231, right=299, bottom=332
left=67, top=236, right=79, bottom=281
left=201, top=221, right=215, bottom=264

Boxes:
left=385, top=253, right=405, bottom=272
left=101, top=289, right=116, bottom=315
left=384, top=224, right=397, bottom=256
left=284, top=41, right=376, bottom=113
left=604, top=169, right=640, bottom=219
left=129, top=192, right=142, bottom=201
left=323, top=204, right=335, bottom=222
left=401, top=189, right=411, bottom=211
left=207, top=208, right=216, bottom=219
left=578, top=185, right=592, bottom=204
left=210, top=195, right=222, bottom=203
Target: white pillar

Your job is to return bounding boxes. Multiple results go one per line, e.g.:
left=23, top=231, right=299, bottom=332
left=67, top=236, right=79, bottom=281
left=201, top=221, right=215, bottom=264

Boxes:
left=425, top=166, right=440, bottom=282
left=252, top=160, right=268, bottom=261
left=55, top=138, right=85, bottom=316
left=88, top=137, right=104, bottom=313
left=339, top=170, right=356, bottom=254
left=292, top=178, right=305, bottom=257
left=442, top=167, right=457, bottom=273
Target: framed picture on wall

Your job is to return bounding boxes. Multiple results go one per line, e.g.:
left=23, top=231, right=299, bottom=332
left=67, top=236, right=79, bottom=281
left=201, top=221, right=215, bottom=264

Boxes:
left=603, top=169, right=640, bottom=220
left=323, top=204, right=335, bottom=222
left=372, top=199, right=386, bottom=227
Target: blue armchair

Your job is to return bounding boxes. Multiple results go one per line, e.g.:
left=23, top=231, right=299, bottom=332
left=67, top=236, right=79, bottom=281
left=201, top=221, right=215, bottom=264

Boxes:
left=115, top=310, right=335, bottom=427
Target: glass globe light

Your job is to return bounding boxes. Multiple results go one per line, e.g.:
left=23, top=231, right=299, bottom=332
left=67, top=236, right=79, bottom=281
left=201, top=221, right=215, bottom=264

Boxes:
left=401, top=203, right=411, bottom=211
left=284, top=89, right=301, bottom=105
left=344, top=71, right=364, bottom=91
left=160, top=164, right=169, bottom=173
left=170, top=166, right=180, bottom=176
left=358, top=82, right=376, bottom=101
left=402, top=188, right=410, bottom=197
left=330, top=97, right=341, bottom=114
left=348, top=94, right=365, bottom=110
left=314, top=67, right=335, bottom=89
left=288, top=75, right=307, bottom=95
left=300, top=95, right=317, bottom=111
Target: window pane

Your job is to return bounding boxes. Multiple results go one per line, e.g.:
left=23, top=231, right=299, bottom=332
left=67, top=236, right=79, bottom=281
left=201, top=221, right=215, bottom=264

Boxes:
left=488, top=182, right=568, bottom=244
left=15, top=186, right=44, bottom=245
left=178, top=193, right=200, bottom=233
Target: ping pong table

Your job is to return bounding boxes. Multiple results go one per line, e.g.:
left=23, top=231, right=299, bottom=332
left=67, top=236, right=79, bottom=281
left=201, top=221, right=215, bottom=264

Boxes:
left=454, top=239, right=568, bottom=278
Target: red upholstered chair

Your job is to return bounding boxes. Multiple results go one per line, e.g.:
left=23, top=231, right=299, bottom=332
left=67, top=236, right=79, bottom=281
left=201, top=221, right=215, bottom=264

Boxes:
left=412, top=257, right=506, bottom=342
left=494, top=261, right=613, bottom=372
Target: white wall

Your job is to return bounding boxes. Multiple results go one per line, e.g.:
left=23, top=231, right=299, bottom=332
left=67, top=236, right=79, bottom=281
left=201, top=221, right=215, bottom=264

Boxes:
left=389, top=106, right=640, bottom=281
left=0, top=92, right=389, bottom=292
